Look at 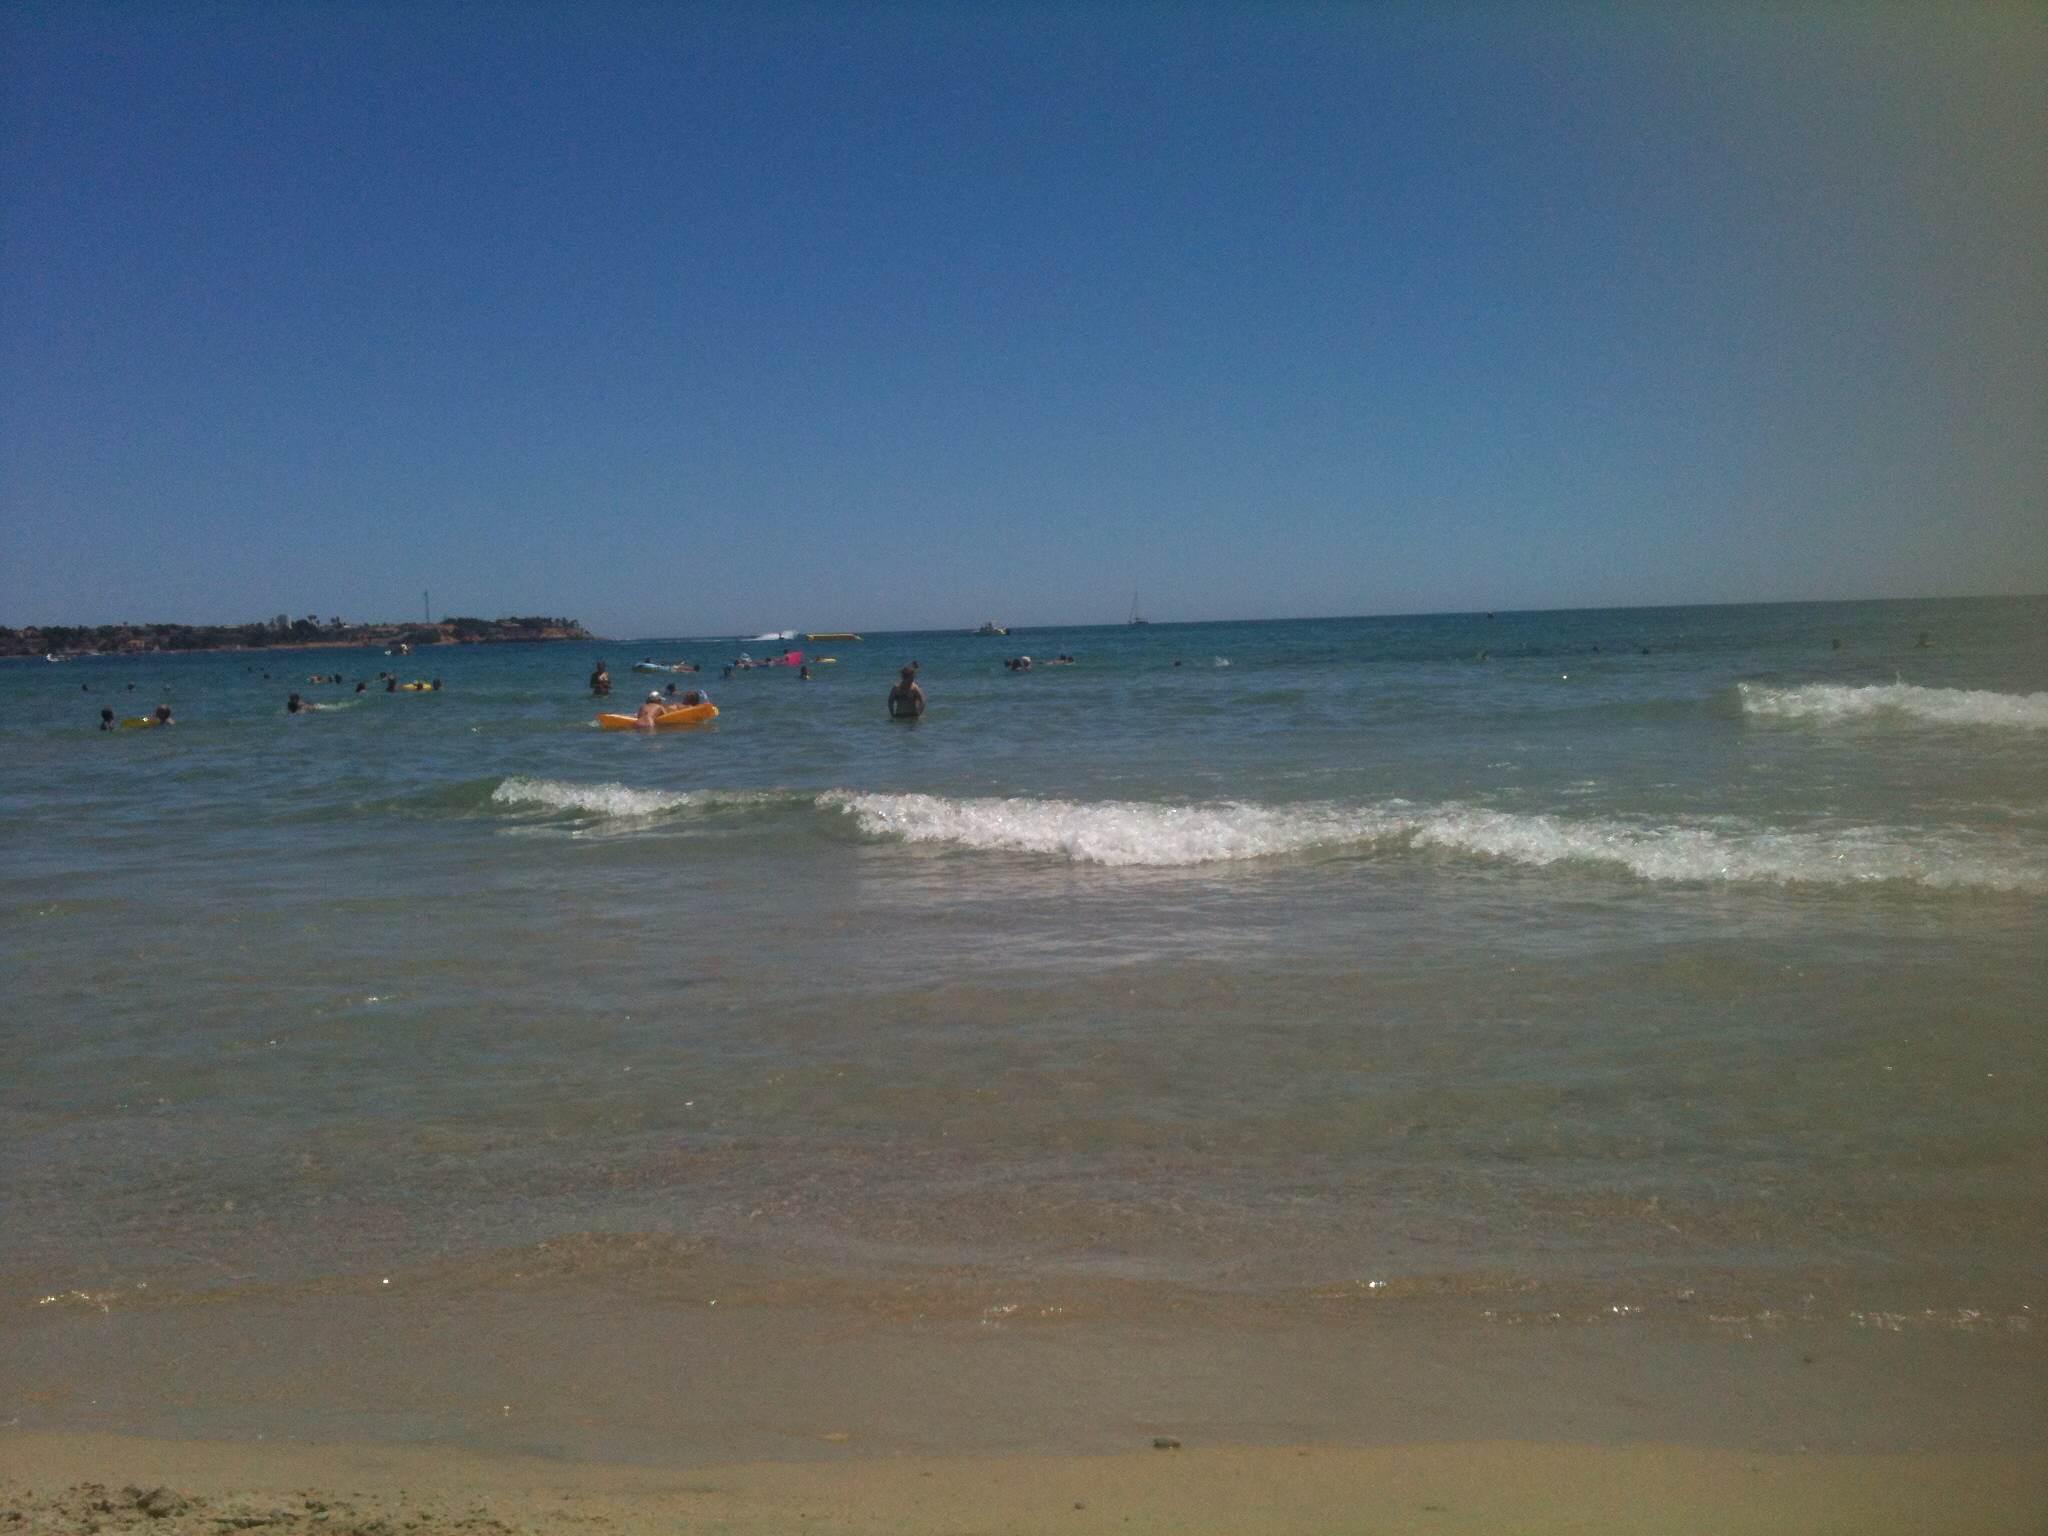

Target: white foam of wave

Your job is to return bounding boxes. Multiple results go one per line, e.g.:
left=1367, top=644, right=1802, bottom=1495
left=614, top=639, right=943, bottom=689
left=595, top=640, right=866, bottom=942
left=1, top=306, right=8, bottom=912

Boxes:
left=823, top=792, right=2043, bottom=890
left=491, top=777, right=701, bottom=818
left=1739, top=683, right=2048, bottom=730
left=822, top=792, right=1381, bottom=866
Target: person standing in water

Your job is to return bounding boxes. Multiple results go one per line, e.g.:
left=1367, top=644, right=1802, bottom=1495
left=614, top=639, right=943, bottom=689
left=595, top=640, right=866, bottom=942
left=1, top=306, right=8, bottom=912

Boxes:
left=887, top=666, right=925, bottom=719
left=590, top=660, right=612, bottom=696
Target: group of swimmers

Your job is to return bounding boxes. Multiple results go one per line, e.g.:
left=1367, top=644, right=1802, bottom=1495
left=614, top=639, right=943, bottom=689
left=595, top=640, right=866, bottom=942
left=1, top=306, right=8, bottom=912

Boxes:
left=94, top=672, right=447, bottom=728
left=1002, top=654, right=1075, bottom=672
left=290, top=675, right=442, bottom=711
left=627, top=683, right=714, bottom=727
left=98, top=704, right=173, bottom=729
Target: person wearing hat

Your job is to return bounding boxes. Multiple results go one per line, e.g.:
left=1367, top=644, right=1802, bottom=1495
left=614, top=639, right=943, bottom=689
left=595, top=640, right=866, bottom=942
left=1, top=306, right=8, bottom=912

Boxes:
left=634, top=690, right=670, bottom=729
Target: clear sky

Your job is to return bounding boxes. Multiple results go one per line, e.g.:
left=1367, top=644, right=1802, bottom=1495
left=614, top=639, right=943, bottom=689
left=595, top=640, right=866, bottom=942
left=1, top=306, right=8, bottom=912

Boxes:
left=3, top=2, right=2042, bottom=638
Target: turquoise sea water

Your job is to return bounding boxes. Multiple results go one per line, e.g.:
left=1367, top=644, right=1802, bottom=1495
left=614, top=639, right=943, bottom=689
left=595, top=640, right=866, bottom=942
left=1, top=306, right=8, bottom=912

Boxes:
left=4, top=598, right=2044, bottom=1346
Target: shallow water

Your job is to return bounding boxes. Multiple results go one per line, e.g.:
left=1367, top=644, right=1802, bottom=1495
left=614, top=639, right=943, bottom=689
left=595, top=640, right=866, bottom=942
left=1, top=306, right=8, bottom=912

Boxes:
left=4, top=598, right=2044, bottom=1347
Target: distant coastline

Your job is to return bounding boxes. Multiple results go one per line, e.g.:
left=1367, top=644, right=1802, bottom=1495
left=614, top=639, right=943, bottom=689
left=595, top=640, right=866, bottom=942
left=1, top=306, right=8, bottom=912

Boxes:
left=3, top=614, right=591, bottom=659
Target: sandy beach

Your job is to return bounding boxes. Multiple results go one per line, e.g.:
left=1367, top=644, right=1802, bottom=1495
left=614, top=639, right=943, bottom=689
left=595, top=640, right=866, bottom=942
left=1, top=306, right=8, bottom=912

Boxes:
left=4, top=1430, right=2043, bottom=1535
left=6, top=1274, right=2044, bottom=1533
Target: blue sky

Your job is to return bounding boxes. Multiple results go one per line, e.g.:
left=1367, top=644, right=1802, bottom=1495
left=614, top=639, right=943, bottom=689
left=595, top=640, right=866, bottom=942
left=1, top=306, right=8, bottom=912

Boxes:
left=3, top=2, right=2042, bottom=637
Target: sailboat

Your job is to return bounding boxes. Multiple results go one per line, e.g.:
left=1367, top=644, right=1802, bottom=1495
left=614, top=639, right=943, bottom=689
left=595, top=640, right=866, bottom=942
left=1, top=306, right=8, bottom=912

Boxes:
left=1128, top=590, right=1149, bottom=626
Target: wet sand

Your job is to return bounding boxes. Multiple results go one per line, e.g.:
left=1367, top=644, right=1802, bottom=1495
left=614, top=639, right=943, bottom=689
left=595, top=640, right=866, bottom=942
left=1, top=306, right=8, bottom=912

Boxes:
left=4, top=1431, right=2043, bottom=1535
left=4, top=1278, right=2043, bottom=1533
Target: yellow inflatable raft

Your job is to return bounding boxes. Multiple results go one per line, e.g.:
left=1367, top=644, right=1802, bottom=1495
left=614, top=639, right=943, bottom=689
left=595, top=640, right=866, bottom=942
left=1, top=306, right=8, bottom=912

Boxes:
left=596, top=703, right=719, bottom=731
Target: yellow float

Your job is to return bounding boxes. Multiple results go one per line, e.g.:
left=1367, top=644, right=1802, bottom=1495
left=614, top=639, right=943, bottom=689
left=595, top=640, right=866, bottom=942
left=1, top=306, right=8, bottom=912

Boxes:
left=595, top=703, right=719, bottom=731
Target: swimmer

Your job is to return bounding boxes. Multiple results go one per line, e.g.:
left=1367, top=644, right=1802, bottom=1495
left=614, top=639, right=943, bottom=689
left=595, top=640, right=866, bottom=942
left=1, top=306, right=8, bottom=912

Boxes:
left=590, top=660, right=612, bottom=696
left=887, top=666, right=926, bottom=719
left=355, top=680, right=367, bottom=693
left=799, top=665, right=811, bottom=680
left=634, top=691, right=669, bottom=729
left=99, top=707, right=115, bottom=731
left=152, top=704, right=174, bottom=726
left=286, top=692, right=321, bottom=714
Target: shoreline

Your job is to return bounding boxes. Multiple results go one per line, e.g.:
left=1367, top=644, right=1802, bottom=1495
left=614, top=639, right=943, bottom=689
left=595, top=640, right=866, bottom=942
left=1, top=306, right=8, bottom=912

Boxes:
left=7, top=636, right=592, bottom=660
left=6, top=1279, right=2041, bottom=1526
left=3, top=1431, right=2041, bottom=1535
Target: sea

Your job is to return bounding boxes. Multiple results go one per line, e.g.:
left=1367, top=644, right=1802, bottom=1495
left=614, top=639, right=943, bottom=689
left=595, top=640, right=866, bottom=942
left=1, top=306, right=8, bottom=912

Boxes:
left=3, top=596, right=2044, bottom=1457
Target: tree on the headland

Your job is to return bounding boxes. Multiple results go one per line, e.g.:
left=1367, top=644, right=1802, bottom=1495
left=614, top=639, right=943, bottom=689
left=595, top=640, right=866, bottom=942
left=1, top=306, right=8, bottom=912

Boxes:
left=0, top=616, right=589, bottom=657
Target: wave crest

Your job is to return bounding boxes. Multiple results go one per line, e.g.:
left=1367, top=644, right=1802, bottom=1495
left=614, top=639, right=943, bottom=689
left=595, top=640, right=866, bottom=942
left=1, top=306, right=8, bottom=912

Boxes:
left=824, top=792, right=2043, bottom=889
left=490, top=777, right=702, bottom=818
left=821, top=791, right=1381, bottom=866
left=1739, top=683, right=2048, bottom=730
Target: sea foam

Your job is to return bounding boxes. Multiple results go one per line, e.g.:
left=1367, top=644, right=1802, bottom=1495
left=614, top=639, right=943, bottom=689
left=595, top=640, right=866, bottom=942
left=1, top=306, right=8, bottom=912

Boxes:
left=820, top=791, right=1379, bottom=866
left=1738, top=682, right=2048, bottom=730
left=823, top=791, right=2043, bottom=890
left=490, top=776, right=702, bottom=818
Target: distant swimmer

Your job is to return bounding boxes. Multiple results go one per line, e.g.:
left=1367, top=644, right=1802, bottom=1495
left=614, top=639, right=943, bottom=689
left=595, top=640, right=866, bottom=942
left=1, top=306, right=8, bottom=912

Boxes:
left=153, top=704, right=174, bottom=726
left=386, top=678, right=397, bottom=693
left=799, top=664, right=811, bottom=680
left=355, top=680, right=367, bottom=693
left=287, top=692, right=326, bottom=714
left=590, top=660, right=612, bottom=696
left=99, top=707, right=114, bottom=731
left=887, top=666, right=926, bottom=719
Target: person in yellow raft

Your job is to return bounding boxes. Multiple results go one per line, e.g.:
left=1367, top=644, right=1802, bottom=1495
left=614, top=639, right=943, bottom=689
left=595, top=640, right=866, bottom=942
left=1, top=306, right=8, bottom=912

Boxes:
left=634, top=690, right=671, bottom=729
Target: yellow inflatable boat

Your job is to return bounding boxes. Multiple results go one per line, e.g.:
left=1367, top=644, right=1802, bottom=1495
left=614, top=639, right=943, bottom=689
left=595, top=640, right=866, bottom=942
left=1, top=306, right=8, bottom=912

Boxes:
left=595, top=702, right=719, bottom=731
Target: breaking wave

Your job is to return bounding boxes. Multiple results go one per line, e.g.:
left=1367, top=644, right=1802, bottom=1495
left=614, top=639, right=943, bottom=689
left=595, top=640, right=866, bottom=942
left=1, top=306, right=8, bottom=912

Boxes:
left=485, top=774, right=790, bottom=823
left=1738, top=683, right=2048, bottom=730
left=822, top=791, right=2044, bottom=890
left=478, top=779, right=2042, bottom=890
